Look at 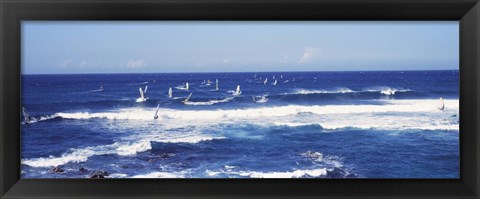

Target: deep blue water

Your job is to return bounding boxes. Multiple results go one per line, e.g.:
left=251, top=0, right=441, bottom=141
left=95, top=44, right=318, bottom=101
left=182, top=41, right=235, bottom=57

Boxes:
left=21, top=70, right=459, bottom=178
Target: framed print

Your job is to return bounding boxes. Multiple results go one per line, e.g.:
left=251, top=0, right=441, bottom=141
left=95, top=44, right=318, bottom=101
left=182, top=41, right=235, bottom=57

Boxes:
left=1, top=0, right=479, bottom=198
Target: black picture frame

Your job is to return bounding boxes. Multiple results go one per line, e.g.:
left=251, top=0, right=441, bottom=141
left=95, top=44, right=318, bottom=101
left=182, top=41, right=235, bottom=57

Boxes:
left=1, top=0, right=479, bottom=198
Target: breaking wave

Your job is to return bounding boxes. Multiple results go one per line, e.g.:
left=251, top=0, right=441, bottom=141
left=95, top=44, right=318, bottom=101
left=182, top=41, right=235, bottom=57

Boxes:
left=21, top=135, right=225, bottom=168
left=52, top=99, right=458, bottom=121
left=291, top=86, right=410, bottom=96
left=363, top=86, right=410, bottom=96
left=25, top=99, right=459, bottom=131
left=206, top=167, right=328, bottom=178
left=294, top=87, right=355, bottom=95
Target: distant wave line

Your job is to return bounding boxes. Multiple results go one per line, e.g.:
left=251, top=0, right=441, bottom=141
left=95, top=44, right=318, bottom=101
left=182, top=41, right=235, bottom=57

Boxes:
left=50, top=99, right=458, bottom=121
left=291, top=87, right=411, bottom=96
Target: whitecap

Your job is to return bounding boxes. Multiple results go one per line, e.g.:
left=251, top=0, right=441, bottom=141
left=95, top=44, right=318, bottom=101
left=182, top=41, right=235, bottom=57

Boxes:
left=208, top=168, right=328, bottom=178
left=21, top=145, right=111, bottom=168
left=184, top=97, right=234, bottom=106
left=21, top=134, right=225, bottom=167
left=50, top=99, right=459, bottom=132
left=294, top=87, right=355, bottom=95
left=363, top=86, right=410, bottom=95
left=131, top=172, right=185, bottom=178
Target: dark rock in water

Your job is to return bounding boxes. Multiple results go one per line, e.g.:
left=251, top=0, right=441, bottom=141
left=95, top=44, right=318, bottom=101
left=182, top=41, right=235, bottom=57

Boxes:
left=121, top=164, right=143, bottom=169
left=326, top=168, right=356, bottom=178
left=89, top=170, right=109, bottom=178
left=52, top=166, right=64, bottom=173
left=160, top=153, right=175, bottom=159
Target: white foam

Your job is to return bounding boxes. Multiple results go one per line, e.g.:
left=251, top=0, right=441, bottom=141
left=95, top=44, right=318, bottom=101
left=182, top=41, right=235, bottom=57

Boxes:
left=22, top=99, right=457, bottom=169
left=184, top=97, right=234, bottom=106
left=135, top=97, right=148, bottom=103
left=55, top=99, right=458, bottom=121
left=293, top=87, right=410, bottom=96
left=157, top=135, right=225, bottom=143
left=301, top=151, right=324, bottom=159
left=86, top=88, right=103, bottom=93
left=21, top=133, right=225, bottom=167
left=21, top=145, right=111, bottom=168
left=49, top=99, right=460, bottom=132
left=31, top=99, right=458, bottom=133
left=131, top=172, right=184, bottom=178
left=295, top=87, right=355, bottom=95
left=273, top=119, right=458, bottom=131
left=301, top=151, right=343, bottom=168
left=176, top=83, right=189, bottom=90
left=243, top=168, right=327, bottom=178
left=22, top=114, right=59, bottom=124
left=209, top=168, right=328, bottom=178
left=206, top=170, right=222, bottom=176
left=363, top=86, right=410, bottom=95
left=108, top=173, right=128, bottom=178
left=253, top=95, right=269, bottom=103
left=116, top=140, right=152, bottom=156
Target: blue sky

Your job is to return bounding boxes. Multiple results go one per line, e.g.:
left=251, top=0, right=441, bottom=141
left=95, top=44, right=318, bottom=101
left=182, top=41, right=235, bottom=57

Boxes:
left=22, top=21, right=458, bottom=74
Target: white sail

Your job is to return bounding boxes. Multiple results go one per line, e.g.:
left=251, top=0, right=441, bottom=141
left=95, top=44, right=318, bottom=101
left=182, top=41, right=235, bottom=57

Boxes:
left=154, top=104, right=160, bottom=119
left=280, top=75, right=283, bottom=79
left=186, top=82, right=189, bottom=91
left=139, top=87, right=145, bottom=99
left=22, top=106, right=32, bottom=123
left=183, top=93, right=193, bottom=104
left=264, top=78, right=268, bottom=85
left=233, top=85, right=241, bottom=96
left=272, top=80, right=277, bottom=85
left=438, top=97, right=445, bottom=110
left=254, top=74, right=257, bottom=78
left=168, top=87, right=173, bottom=98
left=215, top=79, right=219, bottom=91
left=136, top=87, right=147, bottom=102
left=206, top=79, right=212, bottom=86
left=273, top=75, right=275, bottom=80
left=144, top=86, right=148, bottom=93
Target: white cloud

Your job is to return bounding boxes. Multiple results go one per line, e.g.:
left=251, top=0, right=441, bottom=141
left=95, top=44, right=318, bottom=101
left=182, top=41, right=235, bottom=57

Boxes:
left=126, top=59, right=146, bottom=68
left=58, top=60, right=72, bottom=68
left=299, top=47, right=319, bottom=64
left=78, top=61, right=99, bottom=68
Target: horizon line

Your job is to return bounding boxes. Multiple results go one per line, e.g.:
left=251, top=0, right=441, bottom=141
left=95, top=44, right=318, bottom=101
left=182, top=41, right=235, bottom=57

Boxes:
left=22, top=69, right=459, bottom=75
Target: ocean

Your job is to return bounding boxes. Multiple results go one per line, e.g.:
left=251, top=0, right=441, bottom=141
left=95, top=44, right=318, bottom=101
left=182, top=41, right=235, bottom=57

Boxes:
left=20, top=70, right=459, bottom=178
